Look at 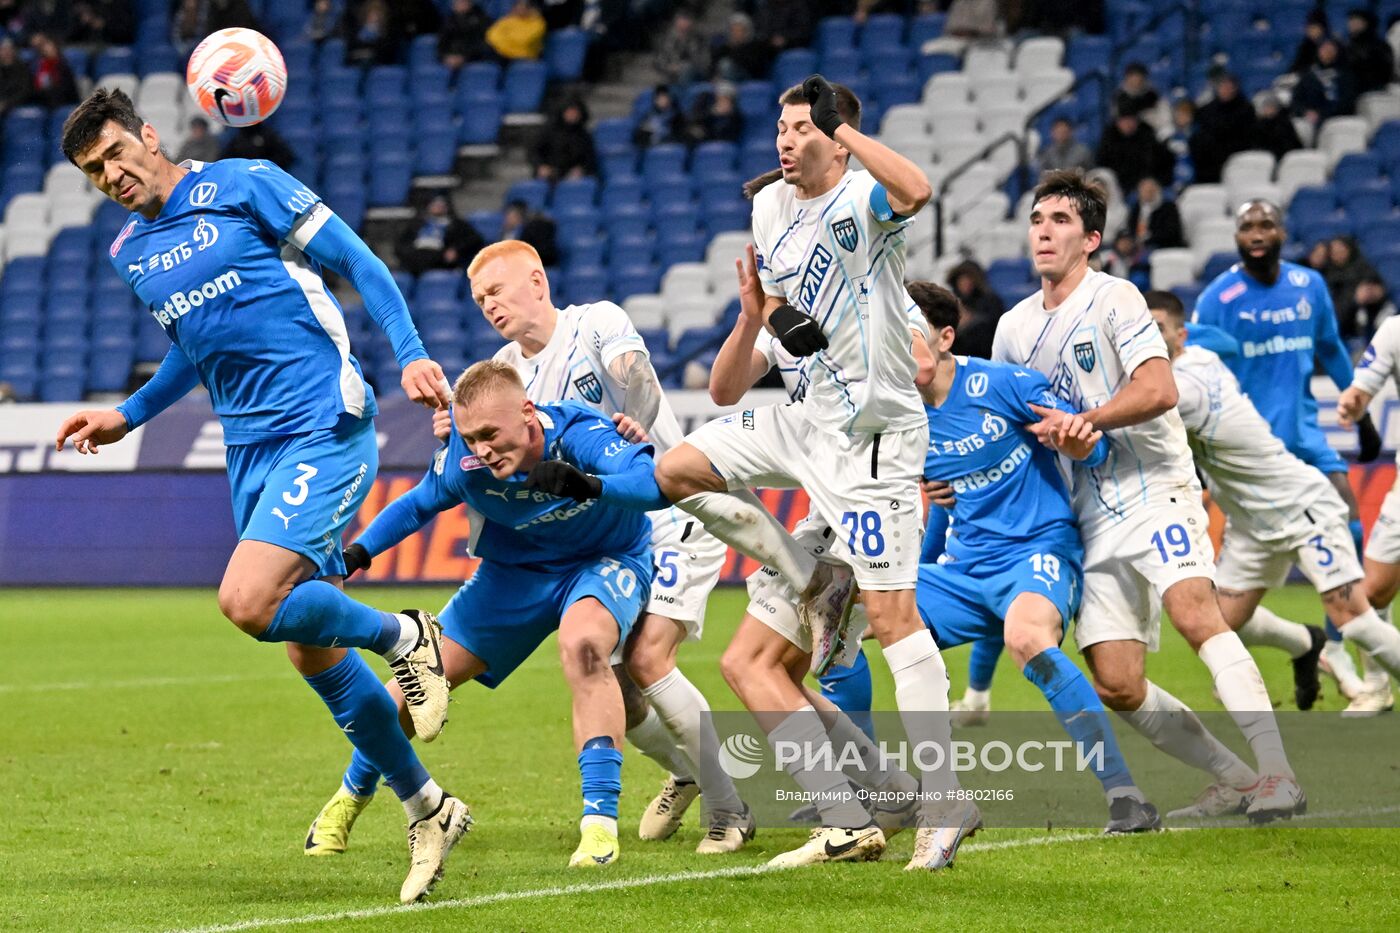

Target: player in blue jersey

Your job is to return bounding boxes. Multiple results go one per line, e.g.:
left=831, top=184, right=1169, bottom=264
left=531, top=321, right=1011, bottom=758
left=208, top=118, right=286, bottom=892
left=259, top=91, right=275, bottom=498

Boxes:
left=311, top=361, right=661, bottom=868
left=52, top=89, right=467, bottom=903
left=1193, top=199, right=1382, bottom=704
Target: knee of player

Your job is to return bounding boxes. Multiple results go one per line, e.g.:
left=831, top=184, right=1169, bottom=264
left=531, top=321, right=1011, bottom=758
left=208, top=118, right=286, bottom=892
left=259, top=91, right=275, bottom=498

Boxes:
left=719, top=643, right=756, bottom=693
left=216, top=584, right=278, bottom=637
left=1093, top=675, right=1146, bottom=712
left=613, top=664, right=650, bottom=730
left=624, top=648, right=667, bottom=689
left=654, top=445, right=713, bottom=501
left=558, top=630, right=614, bottom=678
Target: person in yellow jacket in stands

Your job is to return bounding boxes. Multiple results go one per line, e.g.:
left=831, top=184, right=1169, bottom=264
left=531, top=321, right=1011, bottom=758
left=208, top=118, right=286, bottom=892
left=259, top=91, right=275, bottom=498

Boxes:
left=487, top=0, right=547, bottom=60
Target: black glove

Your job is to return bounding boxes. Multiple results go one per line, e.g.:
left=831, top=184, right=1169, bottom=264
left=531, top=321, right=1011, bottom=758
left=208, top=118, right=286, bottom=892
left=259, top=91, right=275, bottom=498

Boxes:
left=343, top=542, right=372, bottom=579
left=770, top=302, right=828, bottom=356
left=802, top=74, right=843, bottom=138
left=1358, top=412, right=1383, bottom=463
left=526, top=459, right=604, bottom=501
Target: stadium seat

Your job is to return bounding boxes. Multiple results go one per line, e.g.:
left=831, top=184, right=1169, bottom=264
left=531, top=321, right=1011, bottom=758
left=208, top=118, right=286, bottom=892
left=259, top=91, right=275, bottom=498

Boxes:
left=546, top=28, right=590, bottom=81
left=859, top=14, right=905, bottom=54
left=415, top=131, right=458, bottom=175
left=1319, top=116, right=1369, bottom=168
left=505, top=179, right=550, bottom=213
left=1276, top=150, right=1330, bottom=203
left=910, top=12, right=947, bottom=48
left=1015, top=36, right=1064, bottom=72
left=503, top=61, right=548, bottom=114
left=660, top=263, right=711, bottom=302
left=623, top=294, right=666, bottom=331
left=817, top=16, right=858, bottom=56
left=459, top=98, right=502, bottom=145
left=1150, top=248, right=1195, bottom=290
left=772, top=49, right=818, bottom=93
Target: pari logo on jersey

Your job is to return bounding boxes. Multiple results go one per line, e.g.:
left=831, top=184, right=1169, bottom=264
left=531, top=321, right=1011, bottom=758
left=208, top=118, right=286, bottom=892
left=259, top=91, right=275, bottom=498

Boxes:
left=151, top=270, right=244, bottom=326
left=830, top=216, right=858, bottom=253
left=798, top=243, right=834, bottom=311
left=573, top=372, right=603, bottom=404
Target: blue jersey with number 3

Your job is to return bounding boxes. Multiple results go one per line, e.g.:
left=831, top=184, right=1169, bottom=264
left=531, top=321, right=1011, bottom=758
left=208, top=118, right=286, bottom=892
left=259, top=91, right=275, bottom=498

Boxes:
left=922, top=357, right=1097, bottom=564
left=108, top=159, right=376, bottom=444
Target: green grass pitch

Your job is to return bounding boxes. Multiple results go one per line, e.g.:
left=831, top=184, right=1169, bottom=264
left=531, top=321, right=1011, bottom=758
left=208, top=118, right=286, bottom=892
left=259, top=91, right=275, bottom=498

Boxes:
left=3, top=584, right=1399, bottom=932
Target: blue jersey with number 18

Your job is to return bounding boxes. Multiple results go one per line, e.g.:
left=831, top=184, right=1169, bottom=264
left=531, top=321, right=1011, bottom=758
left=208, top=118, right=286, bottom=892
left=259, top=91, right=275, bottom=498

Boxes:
left=922, top=357, right=1097, bottom=564
left=107, top=158, right=379, bottom=444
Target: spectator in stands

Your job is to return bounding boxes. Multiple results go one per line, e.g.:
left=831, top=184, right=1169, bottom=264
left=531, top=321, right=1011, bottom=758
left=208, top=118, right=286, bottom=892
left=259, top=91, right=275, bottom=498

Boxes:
left=206, top=0, right=260, bottom=32
left=712, top=13, right=770, bottom=82
left=0, top=380, right=15, bottom=403
left=305, top=0, right=338, bottom=43
left=1162, top=98, right=1197, bottom=190
left=758, top=0, right=816, bottom=54
left=500, top=199, right=559, bottom=267
left=0, top=1, right=22, bottom=41
left=1326, top=236, right=1379, bottom=335
left=438, top=0, right=491, bottom=68
left=345, top=0, right=401, bottom=66
left=539, top=0, right=584, bottom=31
left=1192, top=72, right=1256, bottom=183
left=397, top=0, right=443, bottom=41
left=633, top=84, right=685, bottom=147
left=175, top=116, right=220, bottom=164
left=22, top=0, right=70, bottom=41
left=1352, top=274, right=1396, bottom=340
left=687, top=82, right=742, bottom=143
left=1345, top=9, right=1395, bottom=96
left=1293, top=38, right=1357, bottom=126
left=1126, top=176, right=1184, bottom=251
left=946, top=259, right=1004, bottom=359
left=396, top=193, right=485, bottom=275
left=0, top=37, right=29, bottom=114
left=1097, top=230, right=1144, bottom=282
left=1035, top=117, right=1094, bottom=174
left=654, top=9, right=709, bottom=86
left=924, top=0, right=1003, bottom=54
left=71, top=2, right=135, bottom=46
left=1113, top=62, right=1160, bottom=123
left=172, top=0, right=202, bottom=53
left=28, top=32, right=76, bottom=108
left=1305, top=240, right=1330, bottom=274
left=486, top=0, right=547, bottom=61
left=1254, top=91, right=1303, bottom=159
left=1096, top=108, right=1173, bottom=192
left=531, top=97, right=597, bottom=180
left=1290, top=8, right=1331, bottom=74
left=221, top=123, right=296, bottom=169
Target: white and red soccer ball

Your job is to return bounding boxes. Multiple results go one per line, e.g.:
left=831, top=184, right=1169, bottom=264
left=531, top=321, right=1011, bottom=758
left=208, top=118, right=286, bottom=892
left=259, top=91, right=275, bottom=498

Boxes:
left=186, top=27, right=287, bottom=128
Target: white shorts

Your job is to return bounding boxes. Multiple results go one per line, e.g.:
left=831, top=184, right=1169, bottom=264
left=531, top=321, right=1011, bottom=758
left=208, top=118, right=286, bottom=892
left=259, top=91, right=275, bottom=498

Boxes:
left=1074, top=489, right=1216, bottom=653
left=688, top=402, right=927, bottom=589
left=645, top=506, right=727, bottom=636
left=744, top=513, right=867, bottom=665
left=1217, top=497, right=1363, bottom=594
left=1366, top=480, right=1400, bottom=565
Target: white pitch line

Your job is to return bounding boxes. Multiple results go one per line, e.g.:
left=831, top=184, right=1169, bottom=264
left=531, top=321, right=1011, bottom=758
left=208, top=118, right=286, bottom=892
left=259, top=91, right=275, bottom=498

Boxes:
left=165, top=828, right=1131, bottom=933
left=0, top=673, right=283, bottom=694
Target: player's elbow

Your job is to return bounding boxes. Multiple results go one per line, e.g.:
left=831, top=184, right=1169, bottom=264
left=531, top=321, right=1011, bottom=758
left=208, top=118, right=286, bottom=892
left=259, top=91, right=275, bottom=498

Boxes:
left=1155, top=377, right=1179, bottom=414
left=906, top=178, right=933, bottom=213
left=709, top=381, right=742, bottom=406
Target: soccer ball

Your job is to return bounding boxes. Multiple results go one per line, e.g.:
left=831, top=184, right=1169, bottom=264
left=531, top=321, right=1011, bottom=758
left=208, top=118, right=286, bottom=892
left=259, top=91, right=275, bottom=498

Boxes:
left=186, top=27, right=287, bottom=128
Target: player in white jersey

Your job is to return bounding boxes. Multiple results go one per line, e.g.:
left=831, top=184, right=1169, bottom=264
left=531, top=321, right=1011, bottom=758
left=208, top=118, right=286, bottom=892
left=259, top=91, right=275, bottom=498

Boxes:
left=439, top=241, right=752, bottom=852
left=1334, top=314, right=1400, bottom=712
left=650, top=77, right=963, bottom=865
left=991, top=170, right=1303, bottom=822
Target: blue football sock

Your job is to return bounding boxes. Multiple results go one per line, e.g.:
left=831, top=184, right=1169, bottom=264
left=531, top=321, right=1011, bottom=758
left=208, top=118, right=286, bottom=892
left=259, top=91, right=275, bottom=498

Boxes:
left=968, top=638, right=1005, bottom=692
left=1325, top=617, right=1343, bottom=642
left=818, top=647, right=875, bottom=741
left=305, top=652, right=429, bottom=802
left=343, top=749, right=381, bottom=798
left=579, top=736, right=622, bottom=822
left=258, top=579, right=402, bottom=654
left=1021, top=648, right=1136, bottom=796
left=1350, top=518, right=1365, bottom=557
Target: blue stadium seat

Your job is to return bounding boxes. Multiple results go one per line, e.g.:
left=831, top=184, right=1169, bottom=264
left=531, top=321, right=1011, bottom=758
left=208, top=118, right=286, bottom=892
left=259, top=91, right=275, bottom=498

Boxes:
left=612, top=265, right=662, bottom=301
left=551, top=177, right=598, bottom=216
left=0, top=361, right=37, bottom=399
left=546, top=28, right=589, bottom=81
left=860, top=14, right=905, bottom=52
left=556, top=214, right=603, bottom=243
left=93, top=46, right=135, bottom=77
left=1200, top=252, right=1237, bottom=283
left=918, top=51, right=961, bottom=84
left=817, top=16, right=857, bottom=56
left=1379, top=257, right=1400, bottom=293
left=460, top=61, right=502, bottom=93
left=691, top=141, right=737, bottom=180
left=657, top=231, right=706, bottom=268
left=1343, top=190, right=1394, bottom=226
left=562, top=236, right=607, bottom=269
left=415, top=270, right=463, bottom=306
left=505, top=179, right=550, bottom=212
left=642, top=144, right=687, bottom=183
left=503, top=60, right=548, bottom=113
left=820, top=48, right=862, bottom=86
left=772, top=50, right=817, bottom=96
left=703, top=200, right=751, bottom=235
left=673, top=324, right=724, bottom=360
left=367, top=65, right=408, bottom=101
left=1333, top=152, right=1383, bottom=192
left=458, top=98, right=502, bottom=145
left=1360, top=217, right=1400, bottom=257
left=592, top=117, right=633, bottom=155
left=636, top=327, right=667, bottom=353
left=2, top=257, right=45, bottom=293
left=1373, top=121, right=1400, bottom=168
left=136, top=45, right=179, bottom=76
left=870, top=71, right=920, bottom=108
left=1287, top=186, right=1336, bottom=223
left=415, top=131, right=458, bottom=175
left=64, top=48, right=89, bottom=79
left=1066, top=34, right=1112, bottom=76
left=565, top=266, right=608, bottom=301
left=408, top=35, right=438, bottom=74
left=467, top=210, right=503, bottom=241
left=412, top=101, right=455, bottom=136
left=909, top=12, right=947, bottom=47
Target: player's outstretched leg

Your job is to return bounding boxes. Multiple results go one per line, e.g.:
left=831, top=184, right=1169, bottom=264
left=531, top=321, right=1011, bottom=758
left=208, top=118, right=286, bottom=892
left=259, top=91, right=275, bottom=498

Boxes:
left=295, top=649, right=470, bottom=900
left=1236, top=608, right=1326, bottom=710
left=952, top=639, right=1003, bottom=727
left=620, top=666, right=702, bottom=840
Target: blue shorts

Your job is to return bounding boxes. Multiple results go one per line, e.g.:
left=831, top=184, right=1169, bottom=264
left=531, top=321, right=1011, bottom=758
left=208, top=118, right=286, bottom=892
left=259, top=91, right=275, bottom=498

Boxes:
left=439, top=551, right=652, bottom=689
left=225, top=415, right=377, bottom=578
left=1289, top=425, right=1348, bottom=477
left=915, top=545, right=1082, bottom=649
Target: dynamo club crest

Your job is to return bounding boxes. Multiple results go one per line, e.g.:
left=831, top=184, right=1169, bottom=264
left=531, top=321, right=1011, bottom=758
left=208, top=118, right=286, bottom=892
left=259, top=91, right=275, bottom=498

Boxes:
left=573, top=372, right=604, bottom=403
left=831, top=216, right=858, bottom=252
left=1073, top=341, right=1096, bottom=373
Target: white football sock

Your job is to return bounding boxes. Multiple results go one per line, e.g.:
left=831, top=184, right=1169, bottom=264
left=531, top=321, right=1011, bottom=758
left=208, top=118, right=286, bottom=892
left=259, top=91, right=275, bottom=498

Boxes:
left=1198, top=632, right=1293, bottom=778
left=642, top=668, right=744, bottom=815
left=1322, top=638, right=1367, bottom=696
left=580, top=814, right=618, bottom=834
left=677, top=489, right=816, bottom=592
left=402, top=777, right=444, bottom=822
left=1341, top=608, right=1400, bottom=683
left=769, top=706, right=871, bottom=828
left=626, top=707, right=694, bottom=783
left=1238, top=607, right=1313, bottom=658
left=821, top=706, right=917, bottom=796
left=384, top=613, right=420, bottom=661
left=1118, top=681, right=1257, bottom=789
left=883, top=629, right=957, bottom=800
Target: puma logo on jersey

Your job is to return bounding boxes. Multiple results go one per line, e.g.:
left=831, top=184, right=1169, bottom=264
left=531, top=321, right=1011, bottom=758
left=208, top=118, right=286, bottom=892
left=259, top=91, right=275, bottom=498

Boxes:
left=271, top=507, right=298, bottom=528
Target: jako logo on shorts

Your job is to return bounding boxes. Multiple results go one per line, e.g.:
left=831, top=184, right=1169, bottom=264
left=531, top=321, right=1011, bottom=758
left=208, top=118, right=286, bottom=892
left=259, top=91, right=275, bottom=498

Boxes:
left=153, top=270, right=244, bottom=326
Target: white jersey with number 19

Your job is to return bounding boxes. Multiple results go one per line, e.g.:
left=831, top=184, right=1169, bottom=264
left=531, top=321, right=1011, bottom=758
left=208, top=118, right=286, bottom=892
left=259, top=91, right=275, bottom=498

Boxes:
left=993, top=269, right=1198, bottom=537
left=752, top=169, right=926, bottom=435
